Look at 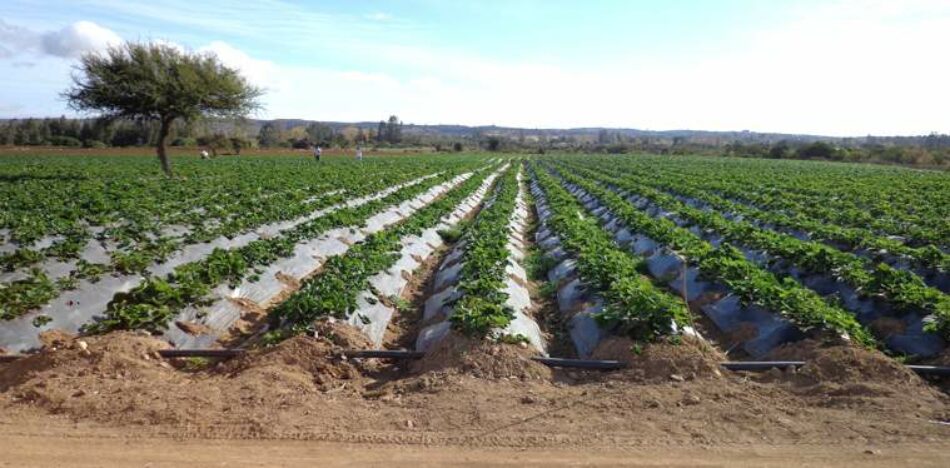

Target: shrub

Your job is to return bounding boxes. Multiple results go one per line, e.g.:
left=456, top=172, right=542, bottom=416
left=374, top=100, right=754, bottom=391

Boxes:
left=49, top=136, right=82, bottom=147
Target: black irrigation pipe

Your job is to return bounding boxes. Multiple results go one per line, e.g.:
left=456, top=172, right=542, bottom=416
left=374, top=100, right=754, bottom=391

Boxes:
left=532, top=357, right=626, bottom=370
left=5, top=349, right=950, bottom=377
left=721, top=361, right=804, bottom=371
left=906, top=365, right=950, bottom=377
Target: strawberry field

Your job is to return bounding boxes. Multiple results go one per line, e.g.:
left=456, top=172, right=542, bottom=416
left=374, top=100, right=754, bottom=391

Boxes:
left=1, top=151, right=949, bottom=458
left=1, top=151, right=948, bottom=369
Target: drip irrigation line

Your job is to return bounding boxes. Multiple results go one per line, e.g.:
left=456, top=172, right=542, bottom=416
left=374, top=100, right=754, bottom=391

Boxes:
left=5, top=348, right=950, bottom=377
left=532, top=357, right=626, bottom=370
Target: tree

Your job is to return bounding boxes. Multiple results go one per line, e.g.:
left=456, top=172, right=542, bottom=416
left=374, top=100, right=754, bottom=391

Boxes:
left=385, top=115, right=402, bottom=144
left=797, top=141, right=836, bottom=160
left=376, top=121, right=386, bottom=143
left=305, top=122, right=334, bottom=147
left=257, top=122, right=281, bottom=148
left=768, top=140, right=790, bottom=159
left=64, top=42, right=262, bottom=176
left=230, top=136, right=250, bottom=155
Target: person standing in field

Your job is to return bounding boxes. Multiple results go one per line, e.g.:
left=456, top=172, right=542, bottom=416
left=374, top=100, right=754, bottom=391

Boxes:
left=355, top=145, right=363, bottom=162
left=313, top=144, right=321, bottom=162
left=200, top=149, right=210, bottom=160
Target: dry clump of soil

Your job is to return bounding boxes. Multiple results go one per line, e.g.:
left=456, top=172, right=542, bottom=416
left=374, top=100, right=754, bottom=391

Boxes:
left=216, top=319, right=375, bottom=391
left=411, top=333, right=551, bottom=380
left=764, top=338, right=826, bottom=361
left=0, top=327, right=369, bottom=429
left=0, top=331, right=170, bottom=393
left=590, top=336, right=725, bottom=382
left=310, top=318, right=376, bottom=349
left=218, top=338, right=365, bottom=390
left=758, top=342, right=948, bottom=418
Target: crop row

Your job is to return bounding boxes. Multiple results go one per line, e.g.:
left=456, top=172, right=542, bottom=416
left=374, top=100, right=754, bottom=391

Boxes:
left=556, top=160, right=950, bottom=341
left=0, top=156, right=454, bottom=247
left=0, top=157, right=470, bottom=283
left=0, top=166, right=485, bottom=353
left=529, top=163, right=691, bottom=346
left=652, top=154, right=948, bottom=225
left=446, top=166, right=523, bottom=337
left=84, top=171, right=466, bottom=335
left=579, top=158, right=948, bottom=279
left=265, top=167, right=496, bottom=338
left=542, top=163, right=876, bottom=348
left=0, top=172, right=442, bottom=323
left=412, top=165, right=545, bottom=354
left=614, top=155, right=949, bottom=248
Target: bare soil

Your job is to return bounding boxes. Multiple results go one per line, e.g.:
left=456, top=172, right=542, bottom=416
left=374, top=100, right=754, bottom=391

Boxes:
left=0, top=331, right=946, bottom=460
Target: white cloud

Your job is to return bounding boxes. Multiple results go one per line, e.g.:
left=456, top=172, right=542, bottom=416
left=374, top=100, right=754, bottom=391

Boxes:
left=40, top=21, right=122, bottom=58
left=0, top=20, right=40, bottom=58
left=0, top=20, right=122, bottom=59
left=198, top=41, right=280, bottom=91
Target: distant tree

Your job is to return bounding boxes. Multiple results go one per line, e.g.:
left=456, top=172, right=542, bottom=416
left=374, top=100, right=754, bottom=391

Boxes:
left=385, top=115, right=402, bottom=144
left=376, top=121, right=386, bottom=143
left=332, top=133, right=350, bottom=149
left=486, top=136, right=502, bottom=152
left=797, top=141, right=836, bottom=160
left=768, top=140, right=790, bottom=159
left=64, top=41, right=262, bottom=176
left=110, top=122, right=150, bottom=147
left=229, top=136, right=250, bottom=154
left=452, top=142, right=463, bottom=152
left=257, top=122, right=281, bottom=148
left=305, top=122, right=334, bottom=147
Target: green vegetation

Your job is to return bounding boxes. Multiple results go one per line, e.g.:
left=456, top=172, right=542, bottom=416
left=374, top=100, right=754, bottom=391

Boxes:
left=267, top=167, right=494, bottom=335
left=449, top=168, right=520, bottom=338
left=64, top=41, right=262, bottom=175
left=547, top=164, right=876, bottom=347
left=530, top=164, right=691, bottom=342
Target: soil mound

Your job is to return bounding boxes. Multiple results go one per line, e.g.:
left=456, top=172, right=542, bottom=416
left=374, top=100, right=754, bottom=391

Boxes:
left=0, top=331, right=170, bottom=393
left=591, top=336, right=724, bottom=382
left=799, top=346, right=919, bottom=386
left=412, top=333, right=551, bottom=380
left=309, top=318, right=376, bottom=349
left=0, top=326, right=371, bottom=428
left=219, top=333, right=364, bottom=389
left=764, top=338, right=824, bottom=361
left=761, top=344, right=948, bottom=416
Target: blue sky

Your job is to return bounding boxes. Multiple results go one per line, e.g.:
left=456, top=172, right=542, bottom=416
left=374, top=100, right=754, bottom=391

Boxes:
left=1, top=0, right=949, bottom=136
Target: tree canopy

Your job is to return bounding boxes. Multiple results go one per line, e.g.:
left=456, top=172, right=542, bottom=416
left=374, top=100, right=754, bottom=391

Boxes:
left=64, top=41, right=262, bottom=175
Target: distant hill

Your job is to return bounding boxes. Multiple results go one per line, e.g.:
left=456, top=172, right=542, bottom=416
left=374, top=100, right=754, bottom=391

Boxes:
left=242, top=119, right=944, bottom=147
left=3, top=117, right=945, bottom=148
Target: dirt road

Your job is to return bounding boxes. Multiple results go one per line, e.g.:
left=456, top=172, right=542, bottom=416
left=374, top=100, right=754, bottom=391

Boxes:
left=1, top=417, right=948, bottom=468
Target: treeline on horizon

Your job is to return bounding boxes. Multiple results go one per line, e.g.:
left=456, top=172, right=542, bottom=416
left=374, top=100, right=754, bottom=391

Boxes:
left=1, top=115, right=948, bottom=167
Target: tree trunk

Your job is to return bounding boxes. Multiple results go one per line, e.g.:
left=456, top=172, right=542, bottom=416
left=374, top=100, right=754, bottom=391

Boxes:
left=156, top=117, right=174, bottom=176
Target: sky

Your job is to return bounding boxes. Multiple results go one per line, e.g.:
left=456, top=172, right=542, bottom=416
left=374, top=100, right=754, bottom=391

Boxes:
left=1, top=0, right=949, bottom=136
